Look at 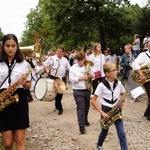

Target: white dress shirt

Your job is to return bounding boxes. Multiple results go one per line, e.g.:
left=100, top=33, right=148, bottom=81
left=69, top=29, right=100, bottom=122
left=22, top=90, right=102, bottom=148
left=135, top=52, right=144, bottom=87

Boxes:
left=43, top=55, right=70, bottom=79
left=0, top=60, right=31, bottom=89
left=131, top=51, right=150, bottom=70
left=95, top=79, right=126, bottom=108
left=69, top=63, right=93, bottom=90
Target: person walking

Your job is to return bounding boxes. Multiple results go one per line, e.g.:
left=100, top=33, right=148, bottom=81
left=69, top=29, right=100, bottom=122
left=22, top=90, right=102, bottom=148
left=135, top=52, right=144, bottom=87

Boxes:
left=132, top=41, right=150, bottom=120
left=0, top=34, right=31, bottom=150
left=89, top=42, right=106, bottom=97
left=69, top=51, right=94, bottom=134
left=35, top=46, right=70, bottom=115
left=91, top=62, right=128, bottom=150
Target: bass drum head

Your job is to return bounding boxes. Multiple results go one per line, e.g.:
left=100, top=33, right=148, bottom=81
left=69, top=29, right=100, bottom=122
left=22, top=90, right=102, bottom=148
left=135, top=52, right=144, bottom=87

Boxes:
left=34, top=78, right=56, bottom=101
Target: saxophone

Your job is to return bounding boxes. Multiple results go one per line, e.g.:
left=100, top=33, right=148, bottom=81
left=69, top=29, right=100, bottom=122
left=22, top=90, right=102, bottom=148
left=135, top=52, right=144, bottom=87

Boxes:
left=0, top=67, right=31, bottom=111
left=84, top=60, right=94, bottom=90
left=100, top=94, right=126, bottom=129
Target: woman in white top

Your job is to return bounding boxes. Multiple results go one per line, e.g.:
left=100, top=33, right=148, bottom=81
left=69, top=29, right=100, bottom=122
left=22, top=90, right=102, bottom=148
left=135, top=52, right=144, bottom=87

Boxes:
left=0, top=34, right=31, bottom=150
left=89, top=42, right=106, bottom=95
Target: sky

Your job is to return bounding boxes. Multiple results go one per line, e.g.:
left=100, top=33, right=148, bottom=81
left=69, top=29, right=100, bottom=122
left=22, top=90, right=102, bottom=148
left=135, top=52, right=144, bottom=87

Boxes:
left=0, top=0, right=147, bottom=42
left=0, top=0, right=39, bottom=41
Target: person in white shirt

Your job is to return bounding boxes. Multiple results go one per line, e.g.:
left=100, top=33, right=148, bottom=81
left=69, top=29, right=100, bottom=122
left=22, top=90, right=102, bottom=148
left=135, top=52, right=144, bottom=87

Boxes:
left=132, top=34, right=141, bottom=58
left=131, top=41, right=150, bottom=120
left=69, top=51, right=94, bottom=134
left=0, top=34, right=31, bottom=150
left=36, top=46, right=70, bottom=115
left=91, top=62, right=128, bottom=150
left=143, top=33, right=150, bottom=51
left=89, top=43, right=106, bottom=96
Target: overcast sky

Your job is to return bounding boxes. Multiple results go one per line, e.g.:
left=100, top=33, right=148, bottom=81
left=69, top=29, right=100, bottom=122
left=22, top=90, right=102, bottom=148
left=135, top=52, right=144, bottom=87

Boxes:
left=0, top=0, right=146, bottom=42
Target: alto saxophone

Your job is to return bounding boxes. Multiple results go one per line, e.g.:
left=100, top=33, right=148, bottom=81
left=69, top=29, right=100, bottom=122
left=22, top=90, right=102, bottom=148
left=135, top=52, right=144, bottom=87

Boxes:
left=100, top=94, right=126, bottom=129
left=0, top=67, right=31, bottom=111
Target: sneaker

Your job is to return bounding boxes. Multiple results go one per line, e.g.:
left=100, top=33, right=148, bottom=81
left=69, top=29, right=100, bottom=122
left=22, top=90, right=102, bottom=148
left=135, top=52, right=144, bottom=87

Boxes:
left=79, top=126, right=86, bottom=134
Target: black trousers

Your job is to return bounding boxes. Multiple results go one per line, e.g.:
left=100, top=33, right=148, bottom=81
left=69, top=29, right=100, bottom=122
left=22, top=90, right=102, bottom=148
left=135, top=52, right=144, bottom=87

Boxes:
left=143, top=81, right=150, bottom=116
left=50, top=76, right=66, bottom=111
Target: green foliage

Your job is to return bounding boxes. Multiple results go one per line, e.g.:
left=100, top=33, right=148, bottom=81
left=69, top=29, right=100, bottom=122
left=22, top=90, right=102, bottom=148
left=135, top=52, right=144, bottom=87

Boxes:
left=0, top=28, right=4, bottom=41
left=19, top=0, right=150, bottom=54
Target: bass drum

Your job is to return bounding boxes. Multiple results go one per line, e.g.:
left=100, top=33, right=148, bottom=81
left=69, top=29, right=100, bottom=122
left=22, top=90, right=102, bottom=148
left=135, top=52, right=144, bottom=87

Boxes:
left=34, top=78, right=57, bottom=101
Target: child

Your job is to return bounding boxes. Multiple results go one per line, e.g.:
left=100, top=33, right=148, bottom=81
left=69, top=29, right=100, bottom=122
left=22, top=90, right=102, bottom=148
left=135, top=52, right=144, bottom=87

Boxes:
left=91, top=62, right=128, bottom=150
left=69, top=51, right=94, bottom=134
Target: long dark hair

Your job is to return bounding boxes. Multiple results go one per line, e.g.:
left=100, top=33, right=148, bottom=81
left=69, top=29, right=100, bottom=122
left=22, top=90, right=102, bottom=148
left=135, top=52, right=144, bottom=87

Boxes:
left=0, top=34, right=24, bottom=63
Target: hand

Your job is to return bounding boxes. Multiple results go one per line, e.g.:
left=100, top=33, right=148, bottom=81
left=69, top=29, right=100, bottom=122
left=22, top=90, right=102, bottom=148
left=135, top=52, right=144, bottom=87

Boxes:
left=80, top=74, right=88, bottom=81
left=19, top=75, right=27, bottom=87
left=102, top=112, right=110, bottom=120
left=139, top=74, right=146, bottom=83
left=87, top=73, right=94, bottom=79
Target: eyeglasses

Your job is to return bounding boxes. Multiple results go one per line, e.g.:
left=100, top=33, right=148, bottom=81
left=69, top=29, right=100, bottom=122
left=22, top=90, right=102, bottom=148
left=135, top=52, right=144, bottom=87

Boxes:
left=107, top=69, right=118, bottom=72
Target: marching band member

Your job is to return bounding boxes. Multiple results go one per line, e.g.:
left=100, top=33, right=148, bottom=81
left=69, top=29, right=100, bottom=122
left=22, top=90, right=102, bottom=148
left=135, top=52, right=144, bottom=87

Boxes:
left=35, top=46, right=70, bottom=115
left=120, top=44, right=140, bottom=101
left=91, top=62, right=128, bottom=150
left=0, top=34, right=31, bottom=150
left=131, top=41, right=150, bottom=120
left=89, top=42, right=106, bottom=97
left=69, top=51, right=94, bottom=134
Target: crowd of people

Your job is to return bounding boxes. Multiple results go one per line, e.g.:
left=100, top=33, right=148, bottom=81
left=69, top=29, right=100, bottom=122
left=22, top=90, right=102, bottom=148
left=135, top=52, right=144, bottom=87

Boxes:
left=0, top=32, right=150, bottom=150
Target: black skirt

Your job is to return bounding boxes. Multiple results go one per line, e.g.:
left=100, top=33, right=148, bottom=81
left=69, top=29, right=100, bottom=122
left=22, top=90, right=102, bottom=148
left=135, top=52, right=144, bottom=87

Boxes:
left=0, top=88, right=29, bottom=131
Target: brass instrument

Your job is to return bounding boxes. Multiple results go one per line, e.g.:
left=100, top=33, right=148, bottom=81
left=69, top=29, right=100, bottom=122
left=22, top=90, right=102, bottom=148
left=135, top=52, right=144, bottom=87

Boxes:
left=132, top=63, right=150, bottom=84
left=48, top=58, right=60, bottom=76
left=20, top=39, right=44, bottom=63
left=84, top=60, right=94, bottom=90
left=100, top=94, right=126, bottom=129
left=0, top=68, right=31, bottom=111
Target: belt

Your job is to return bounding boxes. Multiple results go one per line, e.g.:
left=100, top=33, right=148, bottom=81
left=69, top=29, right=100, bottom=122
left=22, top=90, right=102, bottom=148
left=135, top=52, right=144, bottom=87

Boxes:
left=73, top=89, right=89, bottom=92
left=49, top=75, right=59, bottom=80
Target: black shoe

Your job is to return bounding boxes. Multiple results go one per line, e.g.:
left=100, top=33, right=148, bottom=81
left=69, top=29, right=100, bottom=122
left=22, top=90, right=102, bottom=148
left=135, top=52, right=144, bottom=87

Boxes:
left=79, top=126, right=86, bottom=134
left=85, top=121, right=90, bottom=126
left=28, top=97, right=33, bottom=102
left=144, top=113, right=150, bottom=121
left=58, top=110, right=63, bottom=115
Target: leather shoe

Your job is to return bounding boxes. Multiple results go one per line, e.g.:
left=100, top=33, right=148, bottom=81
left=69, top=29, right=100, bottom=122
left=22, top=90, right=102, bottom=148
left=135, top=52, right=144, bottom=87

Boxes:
left=28, top=97, right=33, bottom=102
left=79, top=126, right=86, bottom=134
left=58, top=110, right=63, bottom=115
left=85, top=121, right=90, bottom=126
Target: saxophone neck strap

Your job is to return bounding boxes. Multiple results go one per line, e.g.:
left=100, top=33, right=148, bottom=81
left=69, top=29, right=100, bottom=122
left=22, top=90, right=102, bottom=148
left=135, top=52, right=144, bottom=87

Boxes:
left=102, top=78, right=118, bottom=91
left=145, top=52, right=150, bottom=59
left=0, top=61, right=16, bottom=88
left=102, top=78, right=118, bottom=104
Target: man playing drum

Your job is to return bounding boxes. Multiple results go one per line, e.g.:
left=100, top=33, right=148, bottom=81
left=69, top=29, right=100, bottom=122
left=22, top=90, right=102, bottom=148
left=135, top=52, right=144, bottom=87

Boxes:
left=35, top=46, right=70, bottom=115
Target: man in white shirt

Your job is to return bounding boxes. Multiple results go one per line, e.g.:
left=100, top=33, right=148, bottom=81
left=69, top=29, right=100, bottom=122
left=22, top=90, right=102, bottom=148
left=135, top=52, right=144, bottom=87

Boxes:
left=143, top=33, right=150, bottom=51
left=36, top=47, right=70, bottom=115
left=131, top=41, right=150, bottom=120
left=132, top=34, right=141, bottom=58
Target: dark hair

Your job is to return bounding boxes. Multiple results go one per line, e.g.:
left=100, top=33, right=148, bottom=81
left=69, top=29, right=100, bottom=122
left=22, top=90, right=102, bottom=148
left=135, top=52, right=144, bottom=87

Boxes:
left=57, top=46, right=65, bottom=52
left=74, top=51, right=86, bottom=61
left=0, top=34, right=24, bottom=63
